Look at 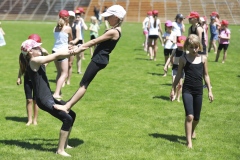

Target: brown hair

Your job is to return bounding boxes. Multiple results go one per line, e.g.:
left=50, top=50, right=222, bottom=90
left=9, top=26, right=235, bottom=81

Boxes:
left=183, top=34, right=203, bottom=52
left=19, top=53, right=30, bottom=75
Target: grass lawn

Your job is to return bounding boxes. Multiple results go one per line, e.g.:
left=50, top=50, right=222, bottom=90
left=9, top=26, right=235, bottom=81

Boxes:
left=0, top=21, right=239, bottom=160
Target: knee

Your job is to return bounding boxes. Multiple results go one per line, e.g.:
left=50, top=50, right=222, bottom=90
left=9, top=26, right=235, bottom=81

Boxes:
left=26, top=99, right=33, bottom=104
left=62, top=116, right=73, bottom=131
left=186, top=115, right=194, bottom=122
left=69, top=62, right=73, bottom=68
left=177, top=84, right=182, bottom=89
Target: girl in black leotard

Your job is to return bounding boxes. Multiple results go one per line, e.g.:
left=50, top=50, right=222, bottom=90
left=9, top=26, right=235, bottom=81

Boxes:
left=170, top=34, right=213, bottom=148
left=54, top=5, right=126, bottom=112
left=20, top=39, right=85, bottom=157
left=187, top=11, right=207, bottom=55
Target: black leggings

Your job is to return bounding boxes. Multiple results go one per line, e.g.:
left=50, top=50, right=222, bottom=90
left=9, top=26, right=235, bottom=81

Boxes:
left=182, top=92, right=202, bottom=121
left=40, top=99, right=76, bottom=131
left=80, top=61, right=107, bottom=89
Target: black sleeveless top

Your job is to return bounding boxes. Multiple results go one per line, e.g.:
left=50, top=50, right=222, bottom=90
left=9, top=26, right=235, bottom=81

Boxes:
left=71, top=22, right=77, bottom=40
left=27, top=65, right=55, bottom=110
left=91, top=29, right=121, bottom=64
left=182, top=53, right=203, bottom=95
left=190, top=24, right=206, bottom=54
left=172, top=48, right=184, bottom=70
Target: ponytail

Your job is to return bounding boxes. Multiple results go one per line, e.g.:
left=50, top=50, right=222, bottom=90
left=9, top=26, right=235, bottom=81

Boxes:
left=19, top=53, right=29, bottom=75
left=153, top=16, right=157, bottom=28
left=56, top=18, right=65, bottom=30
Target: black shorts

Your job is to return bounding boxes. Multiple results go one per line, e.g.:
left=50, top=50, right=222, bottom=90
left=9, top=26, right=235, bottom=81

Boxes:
left=76, top=40, right=83, bottom=45
left=148, top=35, right=159, bottom=39
left=52, top=50, right=67, bottom=62
left=218, top=44, right=229, bottom=51
left=80, top=61, right=107, bottom=89
left=24, top=77, right=35, bottom=100
left=91, top=35, right=96, bottom=40
left=164, top=49, right=175, bottom=56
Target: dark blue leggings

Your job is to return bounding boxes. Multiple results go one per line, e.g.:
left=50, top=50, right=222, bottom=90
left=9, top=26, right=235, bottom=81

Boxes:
left=182, top=93, right=202, bottom=121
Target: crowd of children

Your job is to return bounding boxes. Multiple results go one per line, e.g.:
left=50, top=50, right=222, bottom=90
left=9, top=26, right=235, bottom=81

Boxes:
left=141, top=9, right=232, bottom=148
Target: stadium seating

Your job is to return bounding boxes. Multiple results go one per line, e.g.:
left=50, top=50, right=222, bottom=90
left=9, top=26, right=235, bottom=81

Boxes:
left=0, top=0, right=239, bottom=24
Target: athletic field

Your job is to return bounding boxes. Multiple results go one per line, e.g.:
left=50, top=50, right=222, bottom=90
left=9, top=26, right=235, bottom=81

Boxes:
left=0, top=21, right=239, bottom=159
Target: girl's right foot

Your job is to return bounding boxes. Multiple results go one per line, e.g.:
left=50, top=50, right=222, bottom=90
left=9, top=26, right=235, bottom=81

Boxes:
left=187, top=142, right=192, bottom=149
left=53, top=95, right=62, bottom=100
left=56, top=151, right=71, bottom=157
left=54, top=104, right=69, bottom=113
left=26, top=121, right=32, bottom=126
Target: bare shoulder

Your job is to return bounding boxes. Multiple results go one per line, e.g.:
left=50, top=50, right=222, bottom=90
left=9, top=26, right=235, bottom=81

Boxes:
left=106, top=28, right=121, bottom=40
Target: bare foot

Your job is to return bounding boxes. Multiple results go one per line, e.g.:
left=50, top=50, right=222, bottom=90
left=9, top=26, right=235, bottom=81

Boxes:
left=66, top=145, right=73, bottom=149
left=192, top=131, right=196, bottom=139
left=33, top=121, right=38, bottom=125
left=187, top=142, right=193, bottom=149
left=62, top=82, right=66, bottom=88
left=162, top=73, right=167, bottom=77
left=53, top=95, right=62, bottom=100
left=56, top=151, right=71, bottom=157
left=171, top=95, right=176, bottom=101
left=177, top=99, right=180, bottom=102
left=66, top=81, right=70, bottom=85
left=222, top=61, right=225, bottom=63
left=54, top=104, right=69, bottom=113
left=26, top=121, right=32, bottom=126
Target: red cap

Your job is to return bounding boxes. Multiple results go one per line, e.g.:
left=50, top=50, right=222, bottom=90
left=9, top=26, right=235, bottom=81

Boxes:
left=77, top=7, right=85, bottom=13
left=210, top=11, right=219, bottom=16
left=152, top=10, right=158, bottom=16
left=59, top=10, right=69, bottom=18
left=221, top=20, right=229, bottom=26
left=28, top=34, right=41, bottom=43
left=177, top=36, right=186, bottom=47
left=186, top=11, right=199, bottom=19
left=147, top=11, right=152, bottom=15
left=75, top=9, right=80, bottom=14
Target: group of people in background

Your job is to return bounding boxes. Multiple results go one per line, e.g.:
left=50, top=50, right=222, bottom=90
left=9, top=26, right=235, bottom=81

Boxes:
left=142, top=9, right=232, bottom=148
left=142, top=10, right=231, bottom=64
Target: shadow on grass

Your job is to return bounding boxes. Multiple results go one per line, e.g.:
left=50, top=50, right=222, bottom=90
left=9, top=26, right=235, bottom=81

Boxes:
left=5, top=116, right=26, bottom=123
left=48, top=79, right=56, bottom=83
left=147, top=72, right=162, bottom=76
left=149, top=133, right=185, bottom=145
left=161, top=83, right=172, bottom=86
left=135, top=57, right=150, bottom=61
left=0, top=138, right=84, bottom=153
left=156, top=63, right=164, bottom=66
left=153, top=95, right=169, bottom=101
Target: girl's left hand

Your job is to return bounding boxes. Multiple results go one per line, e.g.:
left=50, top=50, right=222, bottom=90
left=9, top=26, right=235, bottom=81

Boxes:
left=208, top=92, right=214, bottom=102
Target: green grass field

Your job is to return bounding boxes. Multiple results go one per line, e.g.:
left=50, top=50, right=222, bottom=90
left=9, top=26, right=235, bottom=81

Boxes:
left=0, top=21, right=239, bottom=160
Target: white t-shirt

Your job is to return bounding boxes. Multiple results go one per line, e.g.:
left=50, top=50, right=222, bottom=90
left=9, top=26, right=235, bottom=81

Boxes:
left=163, top=32, right=177, bottom=49
left=142, top=17, right=149, bottom=31
left=148, top=18, right=160, bottom=36
left=172, top=22, right=183, bottom=36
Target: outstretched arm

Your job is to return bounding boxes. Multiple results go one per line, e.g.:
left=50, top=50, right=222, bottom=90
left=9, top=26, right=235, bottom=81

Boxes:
left=71, top=29, right=119, bottom=54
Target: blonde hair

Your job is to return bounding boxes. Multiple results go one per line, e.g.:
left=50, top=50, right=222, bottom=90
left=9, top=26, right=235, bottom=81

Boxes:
left=56, top=18, right=65, bottom=30
left=183, top=34, right=203, bottom=52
